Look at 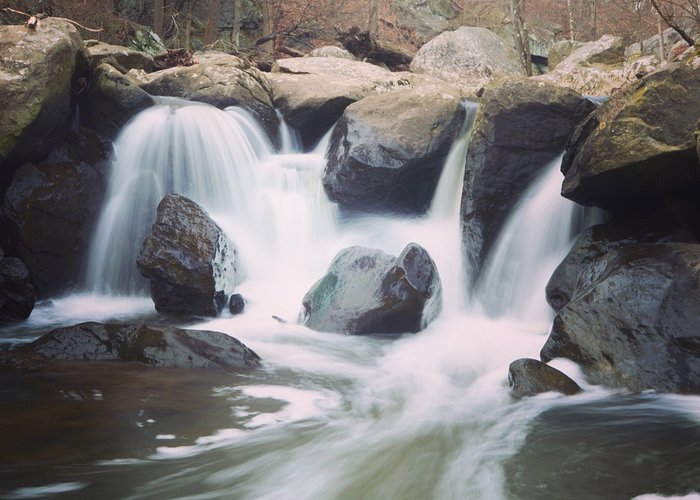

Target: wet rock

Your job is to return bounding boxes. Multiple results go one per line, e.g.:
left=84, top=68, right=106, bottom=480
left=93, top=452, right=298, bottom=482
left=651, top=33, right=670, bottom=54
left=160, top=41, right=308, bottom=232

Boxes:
left=87, top=41, right=154, bottom=72
left=508, top=358, right=582, bottom=398
left=301, top=243, right=442, bottom=335
left=0, top=19, right=88, bottom=183
left=323, top=83, right=465, bottom=212
left=137, top=194, right=238, bottom=317
left=82, top=63, right=154, bottom=138
left=410, top=27, right=525, bottom=92
left=0, top=322, right=261, bottom=370
left=541, top=242, right=700, bottom=394
left=134, top=51, right=277, bottom=137
left=229, top=293, right=245, bottom=315
left=0, top=252, right=36, bottom=324
left=461, top=77, right=595, bottom=285
left=268, top=57, right=441, bottom=147
left=560, top=62, right=700, bottom=209
left=2, top=133, right=108, bottom=295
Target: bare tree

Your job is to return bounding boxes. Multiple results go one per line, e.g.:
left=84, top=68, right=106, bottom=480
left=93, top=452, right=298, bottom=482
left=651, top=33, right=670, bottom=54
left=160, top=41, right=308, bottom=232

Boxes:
left=232, top=0, right=241, bottom=46
left=649, top=0, right=696, bottom=45
left=567, top=0, right=575, bottom=40
left=508, top=0, right=533, bottom=75
left=204, top=0, right=219, bottom=45
left=368, top=0, right=379, bottom=35
left=153, top=0, right=165, bottom=37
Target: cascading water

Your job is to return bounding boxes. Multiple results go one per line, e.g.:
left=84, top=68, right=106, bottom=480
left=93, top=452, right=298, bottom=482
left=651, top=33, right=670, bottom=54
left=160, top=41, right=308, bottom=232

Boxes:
left=5, top=98, right=700, bottom=500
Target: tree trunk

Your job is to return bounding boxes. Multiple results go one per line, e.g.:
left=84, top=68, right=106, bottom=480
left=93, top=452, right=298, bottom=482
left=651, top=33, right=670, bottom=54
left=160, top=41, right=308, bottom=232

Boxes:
left=204, top=0, right=220, bottom=45
left=567, top=0, right=575, bottom=42
left=658, top=17, right=665, bottom=60
left=184, top=0, right=196, bottom=50
left=368, top=0, right=379, bottom=35
left=650, top=0, right=695, bottom=46
left=153, top=0, right=164, bottom=37
left=260, top=0, right=275, bottom=58
left=231, top=0, right=241, bottom=47
left=508, top=0, right=532, bottom=76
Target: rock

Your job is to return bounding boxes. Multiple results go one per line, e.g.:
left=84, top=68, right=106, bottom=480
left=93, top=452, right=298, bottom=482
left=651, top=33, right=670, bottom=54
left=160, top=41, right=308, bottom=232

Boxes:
left=392, top=0, right=454, bottom=38
left=508, top=358, right=582, bottom=398
left=1, top=322, right=260, bottom=370
left=2, top=133, right=108, bottom=295
left=541, top=242, right=700, bottom=394
left=229, top=293, right=245, bottom=315
left=82, top=63, right=154, bottom=138
left=269, top=57, right=438, bottom=147
left=87, top=42, right=154, bottom=72
left=410, top=27, right=525, bottom=92
left=136, top=52, right=277, bottom=136
left=337, top=28, right=414, bottom=71
left=136, top=194, right=238, bottom=317
left=536, top=35, right=628, bottom=96
left=625, top=28, right=682, bottom=59
left=307, top=46, right=355, bottom=60
left=0, top=255, right=36, bottom=323
left=560, top=62, right=700, bottom=209
left=301, top=243, right=442, bottom=335
left=323, top=83, right=465, bottom=212
left=548, top=40, right=583, bottom=70
left=0, top=19, right=88, bottom=183
left=460, top=77, right=596, bottom=284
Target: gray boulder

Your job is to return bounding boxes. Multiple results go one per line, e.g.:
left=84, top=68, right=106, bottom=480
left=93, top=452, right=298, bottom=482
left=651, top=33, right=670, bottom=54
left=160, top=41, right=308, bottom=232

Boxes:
left=324, top=83, right=465, bottom=212
left=307, top=46, right=355, bottom=60
left=541, top=242, right=700, bottom=394
left=560, top=62, right=700, bottom=208
left=508, top=358, right=582, bottom=398
left=0, top=250, right=36, bottom=324
left=548, top=40, right=583, bottom=70
left=87, top=41, right=154, bottom=72
left=82, top=63, right=154, bottom=138
left=1, top=322, right=260, bottom=370
left=410, top=27, right=525, bottom=91
left=0, top=19, right=88, bottom=179
left=2, top=134, right=108, bottom=295
left=393, top=0, right=455, bottom=38
left=301, top=243, right=442, bottom=335
left=135, top=52, right=277, bottom=136
left=461, top=77, right=596, bottom=285
left=625, top=28, right=682, bottom=59
left=137, top=194, right=238, bottom=317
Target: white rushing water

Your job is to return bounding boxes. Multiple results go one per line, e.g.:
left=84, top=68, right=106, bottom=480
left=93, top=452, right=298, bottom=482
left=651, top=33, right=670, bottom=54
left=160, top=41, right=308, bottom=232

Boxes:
left=11, top=98, right=700, bottom=499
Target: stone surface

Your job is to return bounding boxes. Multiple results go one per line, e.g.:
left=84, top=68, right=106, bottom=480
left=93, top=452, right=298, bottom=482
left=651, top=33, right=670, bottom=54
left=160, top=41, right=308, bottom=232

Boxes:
left=560, top=62, right=700, bottom=208
left=2, top=132, right=108, bottom=295
left=301, top=243, right=442, bottom=335
left=460, top=77, right=596, bottom=284
left=410, top=27, right=525, bottom=91
left=137, top=194, right=238, bottom=317
left=135, top=52, right=277, bottom=136
left=1, top=322, right=260, bottom=370
left=87, top=41, right=154, bottom=72
left=541, top=242, right=700, bottom=394
left=269, top=57, right=443, bottom=147
left=0, top=19, right=88, bottom=180
left=508, top=358, right=582, bottom=398
left=0, top=255, right=36, bottom=323
left=393, top=0, right=455, bottom=38
left=307, top=46, right=355, bottom=60
left=323, top=83, right=465, bottom=212
left=548, top=40, right=583, bottom=70
left=625, top=28, right=682, bottom=59
left=229, top=293, right=245, bottom=315
left=82, top=63, right=154, bottom=138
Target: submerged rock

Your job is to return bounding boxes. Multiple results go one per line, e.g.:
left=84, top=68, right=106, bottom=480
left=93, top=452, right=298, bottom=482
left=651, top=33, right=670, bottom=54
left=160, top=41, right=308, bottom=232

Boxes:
left=301, top=243, right=442, bottom=335
left=461, top=77, right=595, bottom=285
left=410, top=27, right=525, bottom=91
left=323, top=84, right=465, bottom=212
left=229, top=293, right=245, bottom=315
left=137, top=194, right=238, bottom=317
left=0, top=322, right=261, bottom=370
left=508, top=358, right=582, bottom=398
left=542, top=242, right=700, bottom=394
left=0, top=250, right=36, bottom=324
left=0, top=19, right=88, bottom=181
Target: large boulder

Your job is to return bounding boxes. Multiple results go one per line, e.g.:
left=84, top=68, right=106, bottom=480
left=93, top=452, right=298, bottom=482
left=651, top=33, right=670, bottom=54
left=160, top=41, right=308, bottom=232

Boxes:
left=537, top=35, right=628, bottom=96
left=626, top=28, right=683, bottom=59
left=0, top=322, right=260, bottom=370
left=541, top=242, right=700, bottom=394
left=137, top=194, right=238, bottom=317
left=1, top=132, right=108, bottom=295
left=82, top=63, right=154, bottom=138
left=307, top=46, right=355, bottom=60
left=393, top=0, right=456, bottom=38
left=132, top=52, right=277, bottom=136
left=87, top=41, right=154, bottom=72
left=0, top=249, right=36, bottom=324
left=461, top=77, right=596, bottom=285
left=410, top=27, right=525, bottom=91
left=508, top=358, right=582, bottom=398
left=323, top=83, right=465, bottom=212
left=0, top=19, right=88, bottom=184
left=560, top=62, right=700, bottom=209
left=548, top=40, right=584, bottom=70
left=301, top=243, right=442, bottom=335
left=269, top=57, right=442, bottom=147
